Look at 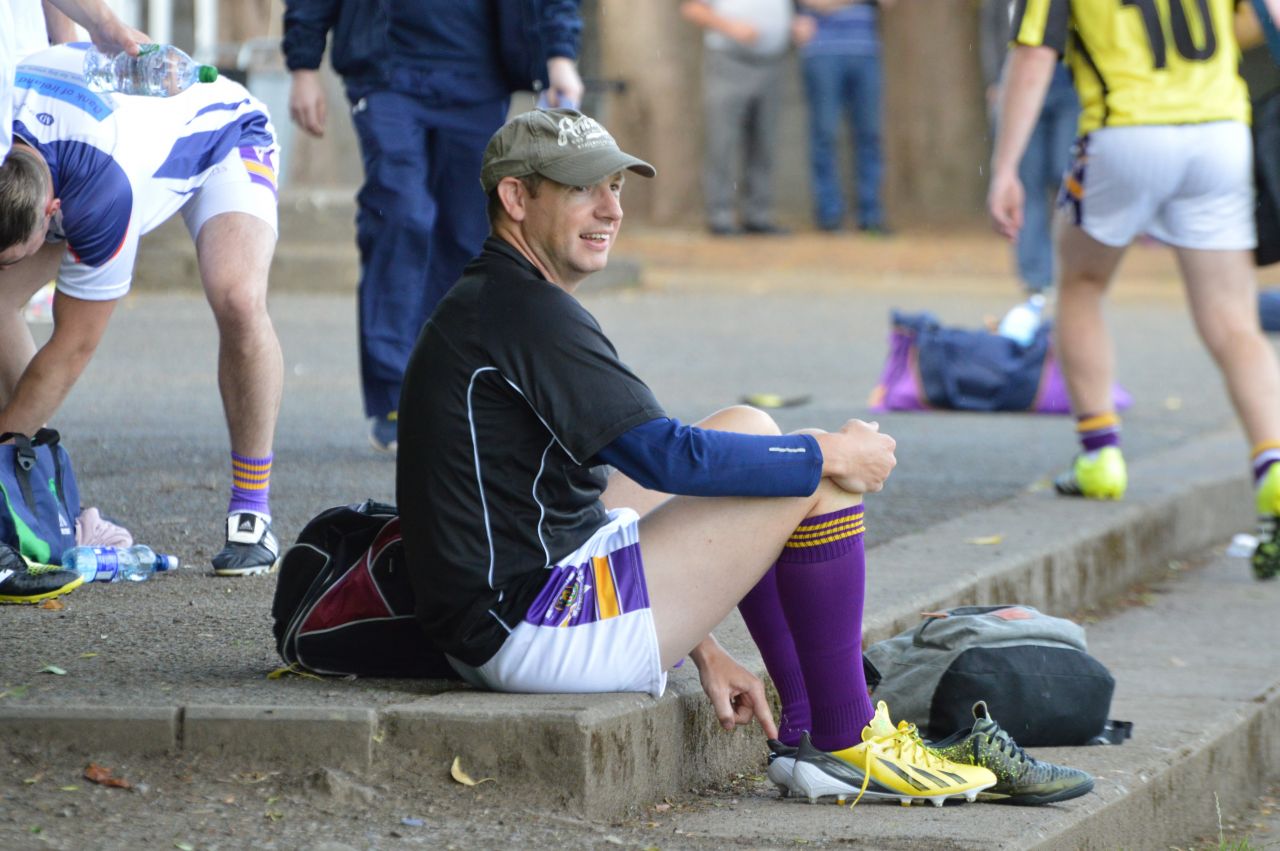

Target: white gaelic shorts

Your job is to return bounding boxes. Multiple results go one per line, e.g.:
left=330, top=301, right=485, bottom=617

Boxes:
left=180, top=141, right=280, bottom=239
left=1058, top=121, right=1255, bottom=251
left=447, top=508, right=668, bottom=699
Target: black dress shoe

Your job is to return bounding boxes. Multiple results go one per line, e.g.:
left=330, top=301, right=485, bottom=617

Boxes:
left=743, top=222, right=790, bottom=236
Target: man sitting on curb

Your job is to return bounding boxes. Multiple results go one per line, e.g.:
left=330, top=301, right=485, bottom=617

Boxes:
left=395, top=107, right=998, bottom=804
left=0, top=44, right=284, bottom=578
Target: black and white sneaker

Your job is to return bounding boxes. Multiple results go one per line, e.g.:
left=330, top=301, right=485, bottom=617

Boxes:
left=766, top=738, right=799, bottom=797
left=211, top=511, right=279, bottom=576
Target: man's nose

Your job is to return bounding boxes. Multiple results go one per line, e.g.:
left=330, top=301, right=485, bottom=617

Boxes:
left=597, top=189, right=623, bottom=220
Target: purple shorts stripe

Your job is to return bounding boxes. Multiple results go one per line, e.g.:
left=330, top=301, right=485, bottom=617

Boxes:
left=525, top=541, right=649, bottom=628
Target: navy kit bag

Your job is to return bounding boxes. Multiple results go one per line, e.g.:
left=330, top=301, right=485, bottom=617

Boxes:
left=0, top=429, right=80, bottom=565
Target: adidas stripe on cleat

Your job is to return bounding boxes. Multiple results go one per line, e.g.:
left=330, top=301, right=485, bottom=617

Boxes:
left=1054, top=446, right=1127, bottom=500
left=765, top=739, right=798, bottom=797
left=211, top=511, right=279, bottom=576
left=789, top=701, right=996, bottom=808
left=927, top=701, right=1094, bottom=805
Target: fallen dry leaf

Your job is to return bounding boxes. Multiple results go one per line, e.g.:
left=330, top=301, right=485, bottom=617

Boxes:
left=84, top=763, right=132, bottom=789
left=449, top=756, right=494, bottom=787
left=964, top=534, right=1004, bottom=546
left=38, top=598, right=64, bottom=611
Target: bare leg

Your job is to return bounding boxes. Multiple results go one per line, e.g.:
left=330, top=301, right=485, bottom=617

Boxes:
left=1054, top=223, right=1128, bottom=416
left=0, top=243, right=62, bottom=405
left=1176, top=247, right=1280, bottom=446
left=195, top=213, right=282, bottom=458
left=599, top=406, right=862, bottom=667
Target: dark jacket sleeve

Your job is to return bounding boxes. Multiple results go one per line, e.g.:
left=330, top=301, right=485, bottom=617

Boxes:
left=281, top=0, right=341, bottom=71
left=538, top=0, right=583, bottom=60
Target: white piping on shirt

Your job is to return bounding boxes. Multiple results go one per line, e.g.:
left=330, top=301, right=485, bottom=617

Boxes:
left=467, top=367, right=574, bottom=591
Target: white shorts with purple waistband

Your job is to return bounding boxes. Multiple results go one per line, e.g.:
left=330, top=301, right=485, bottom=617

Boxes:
left=447, top=508, right=668, bottom=699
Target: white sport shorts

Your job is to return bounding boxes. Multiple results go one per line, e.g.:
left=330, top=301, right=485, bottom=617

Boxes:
left=1058, top=121, right=1255, bottom=251
left=447, top=508, right=668, bottom=699
left=180, top=141, right=280, bottom=239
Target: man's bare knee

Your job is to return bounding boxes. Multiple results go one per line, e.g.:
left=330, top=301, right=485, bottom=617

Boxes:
left=697, top=404, right=781, bottom=436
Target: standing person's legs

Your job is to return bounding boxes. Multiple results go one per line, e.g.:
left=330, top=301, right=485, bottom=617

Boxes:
left=1016, top=109, right=1055, bottom=292
left=847, top=52, right=885, bottom=231
left=1054, top=225, right=1126, bottom=417
left=420, top=99, right=509, bottom=333
left=194, top=210, right=284, bottom=574
left=702, top=51, right=750, bottom=232
left=1177, top=247, right=1280, bottom=447
left=353, top=90, right=433, bottom=439
left=802, top=53, right=845, bottom=231
left=742, top=56, right=784, bottom=231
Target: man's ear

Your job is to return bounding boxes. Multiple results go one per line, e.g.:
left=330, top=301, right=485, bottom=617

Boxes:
left=496, top=177, right=527, bottom=223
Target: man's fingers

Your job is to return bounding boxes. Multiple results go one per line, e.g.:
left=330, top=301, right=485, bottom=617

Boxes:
left=711, top=690, right=736, bottom=731
left=746, top=682, right=778, bottom=738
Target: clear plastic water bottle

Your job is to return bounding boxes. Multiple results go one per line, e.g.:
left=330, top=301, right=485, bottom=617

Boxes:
left=996, top=293, right=1047, bottom=347
left=83, top=44, right=218, bottom=97
left=62, top=545, right=179, bottom=583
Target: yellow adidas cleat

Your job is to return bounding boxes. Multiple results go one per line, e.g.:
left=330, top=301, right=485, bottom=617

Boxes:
left=1253, top=465, right=1280, bottom=580
left=789, top=701, right=997, bottom=807
left=1054, top=446, right=1127, bottom=500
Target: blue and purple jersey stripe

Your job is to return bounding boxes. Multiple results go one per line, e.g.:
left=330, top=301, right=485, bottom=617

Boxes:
left=525, top=542, right=650, bottom=628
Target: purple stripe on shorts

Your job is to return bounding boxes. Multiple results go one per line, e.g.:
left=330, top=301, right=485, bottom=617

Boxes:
left=524, top=542, right=650, bottom=628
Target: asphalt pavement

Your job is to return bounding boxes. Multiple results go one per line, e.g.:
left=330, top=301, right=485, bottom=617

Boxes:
left=3, top=227, right=1280, bottom=849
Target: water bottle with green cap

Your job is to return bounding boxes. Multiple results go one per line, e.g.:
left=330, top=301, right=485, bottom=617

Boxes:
left=83, top=44, right=218, bottom=97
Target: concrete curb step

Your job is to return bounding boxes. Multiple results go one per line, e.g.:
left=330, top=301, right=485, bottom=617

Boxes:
left=0, top=428, right=1259, bottom=823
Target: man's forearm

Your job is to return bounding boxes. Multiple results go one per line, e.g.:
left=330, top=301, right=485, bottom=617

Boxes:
left=991, top=45, right=1058, bottom=176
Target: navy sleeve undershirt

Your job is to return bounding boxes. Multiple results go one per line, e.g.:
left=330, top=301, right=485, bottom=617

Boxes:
left=597, top=417, right=823, bottom=498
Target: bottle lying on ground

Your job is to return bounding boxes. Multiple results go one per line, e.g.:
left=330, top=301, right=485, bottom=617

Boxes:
left=62, top=545, right=179, bottom=583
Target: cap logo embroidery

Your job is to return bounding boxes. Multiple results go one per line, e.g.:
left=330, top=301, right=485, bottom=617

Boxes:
left=557, top=115, right=614, bottom=150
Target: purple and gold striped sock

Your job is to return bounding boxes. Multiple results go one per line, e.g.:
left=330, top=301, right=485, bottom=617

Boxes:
left=775, top=505, right=874, bottom=753
left=1077, top=412, right=1121, bottom=454
left=1252, top=441, right=1280, bottom=485
left=228, top=451, right=272, bottom=517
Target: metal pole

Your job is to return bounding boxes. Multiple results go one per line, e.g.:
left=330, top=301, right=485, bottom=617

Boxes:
left=193, top=0, right=219, bottom=64
left=147, top=0, right=172, bottom=45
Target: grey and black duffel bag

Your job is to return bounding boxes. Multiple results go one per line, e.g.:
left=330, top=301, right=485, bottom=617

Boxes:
left=864, top=605, right=1128, bottom=747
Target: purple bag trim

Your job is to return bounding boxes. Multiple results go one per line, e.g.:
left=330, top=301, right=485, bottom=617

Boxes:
left=868, top=326, right=930, bottom=412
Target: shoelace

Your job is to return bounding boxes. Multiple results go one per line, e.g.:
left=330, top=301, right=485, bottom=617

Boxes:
left=846, top=723, right=950, bottom=809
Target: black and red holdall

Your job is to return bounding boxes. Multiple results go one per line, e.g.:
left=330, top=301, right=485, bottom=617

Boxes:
left=272, top=500, right=445, bottom=677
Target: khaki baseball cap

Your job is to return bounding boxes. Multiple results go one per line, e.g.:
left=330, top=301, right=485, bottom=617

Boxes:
left=480, top=108, right=656, bottom=193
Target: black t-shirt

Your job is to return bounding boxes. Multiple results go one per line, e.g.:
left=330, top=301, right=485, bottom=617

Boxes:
left=397, top=238, right=666, bottom=666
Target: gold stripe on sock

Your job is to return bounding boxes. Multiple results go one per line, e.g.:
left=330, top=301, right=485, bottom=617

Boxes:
left=1252, top=440, right=1280, bottom=459
left=784, top=522, right=865, bottom=548
left=1076, top=413, right=1120, bottom=433
left=793, top=511, right=864, bottom=533
left=789, top=517, right=864, bottom=540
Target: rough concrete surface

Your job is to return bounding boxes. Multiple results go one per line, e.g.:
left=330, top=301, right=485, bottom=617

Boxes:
left=4, top=230, right=1280, bottom=846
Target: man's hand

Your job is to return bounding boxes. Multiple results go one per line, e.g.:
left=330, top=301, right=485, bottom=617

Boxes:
left=988, top=167, right=1025, bottom=241
left=723, top=19, right=761, bottom=45
left=49, top=0, right=146, bottom=54
left=792, top=15, right=817, bottom=46
left=289, top=70, right=328, bottom=138
left=814, top=420, right=897, bottom=495
left=544, top=57, right=585, bottom=109
left=690, top=637, right=778, bottom=738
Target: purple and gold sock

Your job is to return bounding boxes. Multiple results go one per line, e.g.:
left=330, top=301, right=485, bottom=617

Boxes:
left=775, top=505, right=874, bottom=753
left=737, top=565, right=810, bottom=747
left=1253, top=441, right=1280, bottom=485
left=1076, top=412, right=1121, bottom=454
left=228, top=451, right=272, bottom=518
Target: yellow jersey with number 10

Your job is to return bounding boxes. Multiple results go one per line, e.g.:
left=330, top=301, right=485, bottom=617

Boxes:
left=1011, top=0, right=1249, bottom=133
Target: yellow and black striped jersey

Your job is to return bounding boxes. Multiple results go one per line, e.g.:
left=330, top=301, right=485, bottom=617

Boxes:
left=1011, top=0, right=1249, bottom=133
